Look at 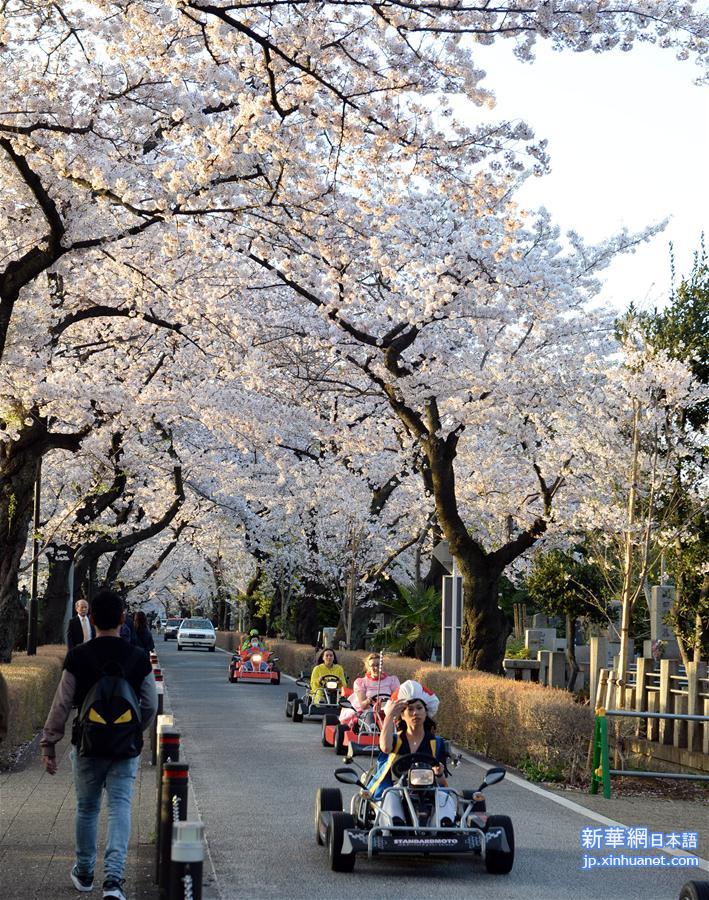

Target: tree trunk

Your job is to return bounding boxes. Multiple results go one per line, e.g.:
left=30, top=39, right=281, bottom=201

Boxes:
left=38, top=544, right=75, bottom=644
left=458, top=566, right=510, bottom=672
left=565, top=613, right=579, bottom=692
left=424, top=418, right=545, bottom=674
left=0, top=439, right=40, bottom=661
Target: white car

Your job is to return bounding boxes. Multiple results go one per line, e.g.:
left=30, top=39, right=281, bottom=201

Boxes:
left=177, top=618, right=217, bottom=652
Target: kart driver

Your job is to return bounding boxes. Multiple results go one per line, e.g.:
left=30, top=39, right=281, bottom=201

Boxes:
left=310, top=649, right=347, bottom=703
left=241, top=629, right=268, bottom=672
left=367, top=680, right=456, bottom=828
left=241, top=628, right=266, bottom=652
left=340, top=653, right=400, bottom=725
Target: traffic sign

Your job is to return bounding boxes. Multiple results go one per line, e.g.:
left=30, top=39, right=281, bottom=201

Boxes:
left=432, top=540, right=454, bottom=573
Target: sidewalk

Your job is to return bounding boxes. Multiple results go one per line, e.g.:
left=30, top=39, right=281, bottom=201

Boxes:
left=0, top=734, right=158, bottom=899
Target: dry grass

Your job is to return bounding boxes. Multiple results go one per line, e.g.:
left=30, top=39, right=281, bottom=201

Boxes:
left=0, top=645, right=66, bottom=766
left=267, top=639, right=593, bottom=782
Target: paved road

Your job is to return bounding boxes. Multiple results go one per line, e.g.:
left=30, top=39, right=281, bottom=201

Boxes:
left=158, top=640, right=704, bottom=900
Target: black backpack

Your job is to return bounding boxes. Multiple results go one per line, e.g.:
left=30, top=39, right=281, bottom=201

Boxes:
left=75, top=660, right=143, bottom=758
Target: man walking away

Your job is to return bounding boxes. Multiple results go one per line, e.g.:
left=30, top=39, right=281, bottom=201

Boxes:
left=41, top=589, right=158, bottom=900
left=67, top=598, right=96, bottom=649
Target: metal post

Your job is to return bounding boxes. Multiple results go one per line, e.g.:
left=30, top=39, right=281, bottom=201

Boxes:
left=154, top=726, right=180, bottom=881
left=169, top=821, right=204, bottom=900
left=157, top=762, right=189, bottom=893
left=151, top=668, right=165, bottom=766
left=26, top=458, right=42, bottom=655
left=441, top=569, right=462, bottom=668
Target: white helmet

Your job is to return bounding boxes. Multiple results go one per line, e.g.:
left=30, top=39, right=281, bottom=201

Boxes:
left=386, top=679, right=440, bottom=718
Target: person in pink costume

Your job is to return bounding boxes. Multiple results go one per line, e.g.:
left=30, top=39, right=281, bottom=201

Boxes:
left=340, top=652, right=400, bottom=724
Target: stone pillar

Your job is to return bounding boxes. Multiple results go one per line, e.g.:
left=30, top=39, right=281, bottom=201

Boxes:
left=589, top=636, right=608, bottom=711
left=658, top=659, right=679, bottom=745
left=686, top=662, right=706, bottom=752
left=548, top=651, right=566, bottom=689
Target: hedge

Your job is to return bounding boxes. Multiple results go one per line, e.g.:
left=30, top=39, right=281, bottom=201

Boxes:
left=258, top=638, right=592, bottom=783
left=0, top=645, right=66, bottom=766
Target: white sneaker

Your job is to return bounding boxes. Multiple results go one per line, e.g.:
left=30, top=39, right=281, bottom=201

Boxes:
left=102, top=878, right=125, bottom=900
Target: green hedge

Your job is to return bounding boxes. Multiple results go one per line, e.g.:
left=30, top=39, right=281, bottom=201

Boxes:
left=259, top=637, right=592, bottom=782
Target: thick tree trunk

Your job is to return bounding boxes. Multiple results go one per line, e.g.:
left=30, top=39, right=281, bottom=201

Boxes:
left=458, top=567, right=510, bottom=672
left=424, top=417, right=546, bottom=674
left=0, top=440, right=40, bottom=661
left=38, top=544, right=74, bottom=644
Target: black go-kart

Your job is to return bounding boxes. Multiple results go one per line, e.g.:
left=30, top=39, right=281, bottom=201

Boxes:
left=315, top=752, right=514, bottom=875
left=285, top=671, right=345, bottom=723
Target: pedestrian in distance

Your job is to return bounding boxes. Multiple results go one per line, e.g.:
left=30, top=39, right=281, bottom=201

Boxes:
left=41, top=588, right=158, bottom=900
left=119, top=604, right=137, bottom=645
left=67, top=598, right=96, bottom=650
left=133, top=611, right=155, bottom=655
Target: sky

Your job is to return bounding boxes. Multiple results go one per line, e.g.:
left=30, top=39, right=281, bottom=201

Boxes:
left=467, top=40, right=708, bottom=313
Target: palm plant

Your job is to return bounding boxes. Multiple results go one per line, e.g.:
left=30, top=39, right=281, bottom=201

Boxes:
left=372, top=583, right=441, bottom=660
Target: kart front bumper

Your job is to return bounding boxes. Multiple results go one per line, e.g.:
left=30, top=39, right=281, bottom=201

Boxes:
left=340, top=824, right=510, bottom=859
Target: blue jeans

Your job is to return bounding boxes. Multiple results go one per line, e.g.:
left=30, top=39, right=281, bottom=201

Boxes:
left=70, top=748, right=139, bottom=880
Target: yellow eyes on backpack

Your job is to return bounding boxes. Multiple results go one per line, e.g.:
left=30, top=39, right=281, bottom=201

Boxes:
left=88, top=708, right=133, bottom=725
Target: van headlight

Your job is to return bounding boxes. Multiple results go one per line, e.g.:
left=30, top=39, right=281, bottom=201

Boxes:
left=409, top=768, right=435, bottom=787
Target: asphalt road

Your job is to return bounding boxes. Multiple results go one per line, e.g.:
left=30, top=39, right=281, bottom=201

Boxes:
left=157, top=639, right=703, bottom=900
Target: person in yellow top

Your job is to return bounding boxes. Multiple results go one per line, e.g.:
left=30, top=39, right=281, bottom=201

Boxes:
left=309, top=649, right=347, bottom=703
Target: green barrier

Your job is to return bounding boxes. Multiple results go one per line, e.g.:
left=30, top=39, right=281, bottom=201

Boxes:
left=589, top=708, right=611, bottom=799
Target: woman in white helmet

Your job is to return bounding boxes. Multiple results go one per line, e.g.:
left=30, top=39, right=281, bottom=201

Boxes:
left=367, top=680, right=457, bottom=828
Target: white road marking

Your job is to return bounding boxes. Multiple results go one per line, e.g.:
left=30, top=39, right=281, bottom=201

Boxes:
left=454, top=745, right=709, bottom=871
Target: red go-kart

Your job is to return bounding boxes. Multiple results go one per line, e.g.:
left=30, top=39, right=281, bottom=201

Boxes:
left=322, top=693, right=390, bottom=757
left=228, top=648, right=280, bottom=684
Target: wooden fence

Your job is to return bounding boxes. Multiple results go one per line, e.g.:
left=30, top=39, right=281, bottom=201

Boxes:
left=595, top=658, right=709, bottom=770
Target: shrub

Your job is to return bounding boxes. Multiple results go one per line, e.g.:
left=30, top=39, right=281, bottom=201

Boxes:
left=0, top=646, right=66, bottom=766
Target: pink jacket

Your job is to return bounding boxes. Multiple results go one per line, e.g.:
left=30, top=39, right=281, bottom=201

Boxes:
left=340, top=672, right=400, bottom=723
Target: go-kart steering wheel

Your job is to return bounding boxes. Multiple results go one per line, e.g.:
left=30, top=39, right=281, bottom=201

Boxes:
left=319, top=675, right=342, bottom=686
left=391, top=752, right=439, bottom=779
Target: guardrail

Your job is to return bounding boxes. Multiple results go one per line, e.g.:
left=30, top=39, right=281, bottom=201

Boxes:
left=590, top=707, right=709, bottom=799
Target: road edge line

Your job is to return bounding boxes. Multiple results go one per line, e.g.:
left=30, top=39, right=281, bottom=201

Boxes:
left=453, top=744, right=709, bottom=872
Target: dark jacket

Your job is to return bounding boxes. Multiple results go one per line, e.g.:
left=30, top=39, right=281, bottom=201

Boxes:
left=40, top=636, right=157, bottom=759
left=134, top=628, right=155, bottom=654
left=66, top=615, right=96, bottom=650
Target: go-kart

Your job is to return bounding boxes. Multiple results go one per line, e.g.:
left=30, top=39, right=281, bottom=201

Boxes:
left=321, top=693, right=390, bottom=758
left=285, top=671, right=345, bottom=722
left=315, top=753, right=514, bottom=874
left=228, top=648, right=280, bottom=684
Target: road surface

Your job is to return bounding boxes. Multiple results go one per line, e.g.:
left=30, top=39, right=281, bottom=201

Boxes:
left=157, top=640, right=704, bottom=900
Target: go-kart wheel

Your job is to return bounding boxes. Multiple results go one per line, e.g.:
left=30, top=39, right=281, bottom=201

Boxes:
left=209, top=645, right=215, bottom=652
left=327, top=811, right=356, bottom=872
left=285, top=692, right=297, bottom=718
left=322, top=715, right=338, bottom=747
left=680, top=883, right=709, bottom=900
left=315, top=787, right=342, bottom=845
left=334, top=723, right=348, bottom=755
left=484, top=815, right=514, bottom=875
left=272, top=670, right=280, bottom=685
left=177, top=644, right=183, bottom=651
left=292, top=699, right=304, bottom=722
